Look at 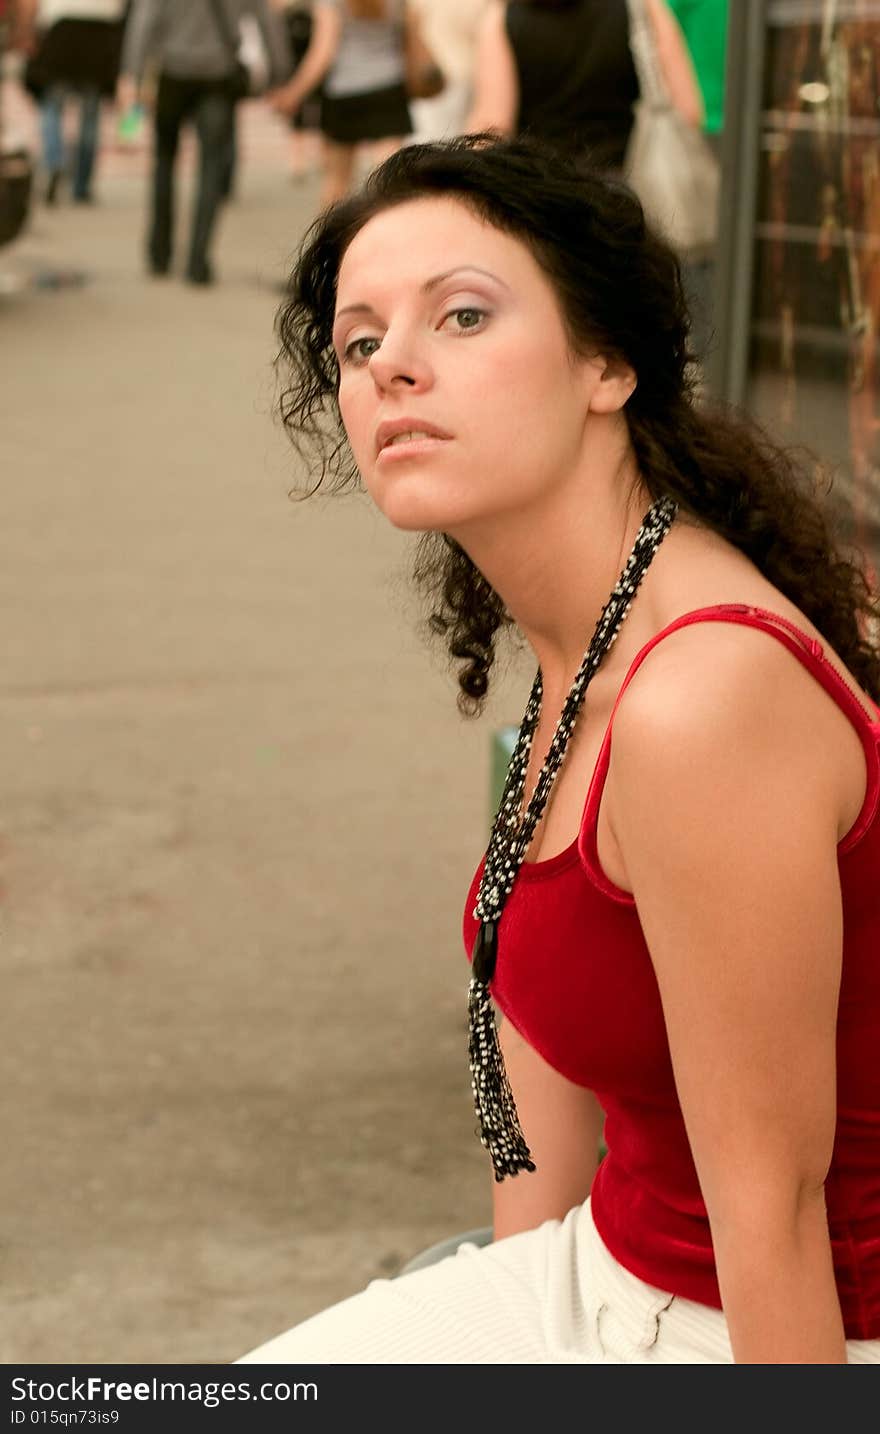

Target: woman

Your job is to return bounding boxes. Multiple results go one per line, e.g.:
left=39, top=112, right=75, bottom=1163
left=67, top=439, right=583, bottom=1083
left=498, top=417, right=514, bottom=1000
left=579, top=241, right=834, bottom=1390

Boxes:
left=19, top=0, right=127, bottom=204
left=238, top=134, right=880, bottom=1363
left=268, top=0, right=419, bottom=208
left=467, top=0, right=702, bottom=172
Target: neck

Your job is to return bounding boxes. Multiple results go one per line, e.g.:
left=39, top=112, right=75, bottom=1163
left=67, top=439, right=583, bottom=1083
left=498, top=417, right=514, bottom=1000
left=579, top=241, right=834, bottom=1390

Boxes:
left=448, top=440, right=653, bottom=701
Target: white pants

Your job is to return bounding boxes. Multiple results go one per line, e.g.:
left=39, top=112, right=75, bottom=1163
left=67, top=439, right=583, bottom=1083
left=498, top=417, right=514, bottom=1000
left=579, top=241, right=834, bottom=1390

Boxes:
left=236, top=1199, right=880, bottom=1364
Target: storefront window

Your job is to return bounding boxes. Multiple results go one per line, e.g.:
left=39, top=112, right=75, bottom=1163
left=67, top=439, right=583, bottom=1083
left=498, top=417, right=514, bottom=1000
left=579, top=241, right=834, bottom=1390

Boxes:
left=746, top=0, right=880, bottom=580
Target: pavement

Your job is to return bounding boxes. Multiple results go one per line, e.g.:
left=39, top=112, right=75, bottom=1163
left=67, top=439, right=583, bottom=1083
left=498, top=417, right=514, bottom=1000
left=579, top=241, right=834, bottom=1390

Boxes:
left=0, top=91, right=534, bottom=1364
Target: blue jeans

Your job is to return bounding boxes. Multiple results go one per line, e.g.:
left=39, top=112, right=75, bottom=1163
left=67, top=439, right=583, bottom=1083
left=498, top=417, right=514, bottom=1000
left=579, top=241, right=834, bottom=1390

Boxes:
left=41, top=85, right=102, bottom=199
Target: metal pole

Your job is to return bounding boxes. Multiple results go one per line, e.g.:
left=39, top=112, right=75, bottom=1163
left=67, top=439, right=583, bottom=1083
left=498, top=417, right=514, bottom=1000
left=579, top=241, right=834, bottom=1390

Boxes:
left=706, top=0, right=768, bottom=407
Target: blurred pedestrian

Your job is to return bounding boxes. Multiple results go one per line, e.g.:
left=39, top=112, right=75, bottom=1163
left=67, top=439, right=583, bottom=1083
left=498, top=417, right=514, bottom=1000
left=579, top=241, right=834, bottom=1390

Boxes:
left=270, top=1, right=431, bottom=209
left=467, top=0, right=701, bottom=175
left=17, top=0, right=127, bottom=204
left=272, top=0, right=323, bottom=179
left=406, top=0, right=488, bottom=142
left=667, top=0, right=724, bottom=144
left=666, top=0, right=728, bottom=363
left=118, top=0, right=290, bottom=285
left=0, top=0, right=38, bottom=248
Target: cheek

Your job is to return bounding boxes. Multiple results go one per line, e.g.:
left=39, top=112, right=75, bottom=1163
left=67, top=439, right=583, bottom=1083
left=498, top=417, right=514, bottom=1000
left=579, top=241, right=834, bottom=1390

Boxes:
left=479, top=325, right=571, bottom=403
left=469, top=356, right=575, bottom=465
left=337, top=380, right=374, bottom=465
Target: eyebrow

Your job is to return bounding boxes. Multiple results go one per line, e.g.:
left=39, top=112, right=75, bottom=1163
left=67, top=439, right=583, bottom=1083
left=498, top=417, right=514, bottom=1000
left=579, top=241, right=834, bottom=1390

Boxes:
left=333, top=266, right=510, bottom=323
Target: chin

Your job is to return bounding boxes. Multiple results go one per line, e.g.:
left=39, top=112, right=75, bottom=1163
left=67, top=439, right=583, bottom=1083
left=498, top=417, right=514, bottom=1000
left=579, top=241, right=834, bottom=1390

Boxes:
left=378, top=502, right=464, bottom=534
left=368, top=473, right=480, bottom=534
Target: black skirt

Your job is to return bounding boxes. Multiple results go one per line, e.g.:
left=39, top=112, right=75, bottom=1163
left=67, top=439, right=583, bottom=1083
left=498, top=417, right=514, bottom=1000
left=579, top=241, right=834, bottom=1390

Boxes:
left=320, top=82, right=412, bottom=145
left=24, top=19, right=125, bottom=99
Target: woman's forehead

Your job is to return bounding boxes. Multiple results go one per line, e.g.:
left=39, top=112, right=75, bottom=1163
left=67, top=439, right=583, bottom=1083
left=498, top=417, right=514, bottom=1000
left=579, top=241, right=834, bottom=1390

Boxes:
left=336, top=197, right=538, bottom=303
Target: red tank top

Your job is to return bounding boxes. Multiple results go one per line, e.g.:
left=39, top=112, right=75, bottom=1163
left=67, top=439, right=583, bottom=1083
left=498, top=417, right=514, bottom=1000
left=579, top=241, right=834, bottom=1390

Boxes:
left=462, top=605, right=880, bottom=1339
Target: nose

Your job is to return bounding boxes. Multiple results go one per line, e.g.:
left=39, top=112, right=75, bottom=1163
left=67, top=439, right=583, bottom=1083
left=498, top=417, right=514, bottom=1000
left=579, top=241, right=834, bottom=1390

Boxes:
left=367, top=324, right=433, bottom=392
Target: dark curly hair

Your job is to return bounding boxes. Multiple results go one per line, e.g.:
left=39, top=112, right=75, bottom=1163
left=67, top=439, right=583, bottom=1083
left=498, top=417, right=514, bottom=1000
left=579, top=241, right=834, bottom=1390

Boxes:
left=275, top=132, right=880, bottom=712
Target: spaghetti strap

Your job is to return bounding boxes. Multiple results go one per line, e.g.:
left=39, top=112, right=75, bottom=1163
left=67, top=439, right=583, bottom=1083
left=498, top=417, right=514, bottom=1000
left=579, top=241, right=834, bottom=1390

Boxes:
left=612, top=603, right=880, bottom=729
left=578, top=603, right=880, bottom=903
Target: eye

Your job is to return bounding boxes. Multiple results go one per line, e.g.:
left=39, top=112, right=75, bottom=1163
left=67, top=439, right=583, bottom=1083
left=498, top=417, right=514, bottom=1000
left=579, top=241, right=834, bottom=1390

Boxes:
left=442, top=307, right=488, bottom=333
left=342, top=335, right=382, bottom=366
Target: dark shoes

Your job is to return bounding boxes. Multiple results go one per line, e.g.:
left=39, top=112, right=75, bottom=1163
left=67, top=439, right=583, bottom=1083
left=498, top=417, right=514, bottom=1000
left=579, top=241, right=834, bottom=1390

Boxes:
left=45, top=174, right=96, bottom=205
left=145, top=250, right=215, bottom=285
left=185, top=259, right=214, bottom=287
left=147, top=241, right=171, bottom=276
left=45, top=170, right=63, bottom=205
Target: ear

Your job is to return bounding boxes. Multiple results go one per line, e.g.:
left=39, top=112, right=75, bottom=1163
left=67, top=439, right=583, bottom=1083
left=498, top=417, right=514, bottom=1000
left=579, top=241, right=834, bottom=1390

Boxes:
left=584, top=355, right=637, bottom=415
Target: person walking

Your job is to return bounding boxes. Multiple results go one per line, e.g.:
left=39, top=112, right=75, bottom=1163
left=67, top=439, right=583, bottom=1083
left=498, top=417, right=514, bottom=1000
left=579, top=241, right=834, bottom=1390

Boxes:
left=269, top=0, right=429, bottom=209
left=18, top=0, right=127, bottom=204
left=467, top=0, right=701, bottom=174
left=406, top=0, right=488, bottom=142
left=117, top=0, right=290, bottom=285
left=234, top=133, right=880, bottom=1364
left=666, top=0, right=729, bottom=361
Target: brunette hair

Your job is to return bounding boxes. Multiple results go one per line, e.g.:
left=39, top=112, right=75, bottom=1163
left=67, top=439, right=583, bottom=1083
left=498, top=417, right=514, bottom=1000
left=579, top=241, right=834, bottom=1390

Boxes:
left=345, top=0, right=390, bottom=17
left=275, top=133, right=880, bottom=711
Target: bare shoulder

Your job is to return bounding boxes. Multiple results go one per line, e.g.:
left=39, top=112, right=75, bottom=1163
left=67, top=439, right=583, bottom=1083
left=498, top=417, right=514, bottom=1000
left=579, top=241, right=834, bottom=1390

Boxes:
left=620, top=516, right=878, bottom=734
left=604, top=610, right=868, bottom=848
left=613, top=616, right=818, bottom=746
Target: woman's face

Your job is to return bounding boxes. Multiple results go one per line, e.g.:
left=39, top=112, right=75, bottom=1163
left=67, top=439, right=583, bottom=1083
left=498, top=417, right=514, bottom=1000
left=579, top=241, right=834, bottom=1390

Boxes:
left=331, top=196, right=624, bottom=537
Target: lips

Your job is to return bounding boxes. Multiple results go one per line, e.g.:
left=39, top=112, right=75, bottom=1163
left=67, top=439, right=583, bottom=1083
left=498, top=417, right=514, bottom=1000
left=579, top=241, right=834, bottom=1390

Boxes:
left=375, top=418, right=453, bottom=456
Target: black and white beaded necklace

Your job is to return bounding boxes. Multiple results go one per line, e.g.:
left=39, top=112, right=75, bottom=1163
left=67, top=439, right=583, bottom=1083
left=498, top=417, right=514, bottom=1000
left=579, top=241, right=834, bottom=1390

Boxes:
left=468, top=494, right=678, bottom=1181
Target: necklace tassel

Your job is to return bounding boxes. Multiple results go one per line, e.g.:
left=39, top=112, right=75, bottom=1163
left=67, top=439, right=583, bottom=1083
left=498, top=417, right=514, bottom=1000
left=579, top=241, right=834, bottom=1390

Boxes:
left=467, top=973, right=536, bottom=1182
left=467, top=496, right=678, bottom=1183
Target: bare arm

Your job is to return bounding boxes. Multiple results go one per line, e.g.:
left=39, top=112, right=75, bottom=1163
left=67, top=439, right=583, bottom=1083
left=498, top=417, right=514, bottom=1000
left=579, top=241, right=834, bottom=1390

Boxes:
left=608, top=627, right=849, bottom=1363
left=644, top=0, right=705, bottom=127
left=12, top=0, right=39, bottom=49
left=270, top=1, right=342, bottom=117
left=492, top=1016, right=604, bottom=1241
left=465, top=1, right=518, bottom=137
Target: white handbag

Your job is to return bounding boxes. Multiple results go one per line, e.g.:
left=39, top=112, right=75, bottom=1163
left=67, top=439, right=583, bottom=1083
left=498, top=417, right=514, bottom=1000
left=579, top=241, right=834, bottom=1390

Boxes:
left=237, top=14, right=272, bottom=97
left=206, top=0, right=272, bottom=100
left=623, top=0, right=720, bottom=258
